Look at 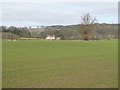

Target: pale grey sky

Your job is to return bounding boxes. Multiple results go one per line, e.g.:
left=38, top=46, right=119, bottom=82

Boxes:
left=1, top=1, right=118, bottom=27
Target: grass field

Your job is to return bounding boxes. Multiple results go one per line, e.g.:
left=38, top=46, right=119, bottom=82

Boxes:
left=2, top=40, right=118, bottom=88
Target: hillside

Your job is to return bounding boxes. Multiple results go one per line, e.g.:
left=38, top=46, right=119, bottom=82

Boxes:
left=1, top=23, right=118, bottom=40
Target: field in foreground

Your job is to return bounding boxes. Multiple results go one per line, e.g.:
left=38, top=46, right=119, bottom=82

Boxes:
left=3, top=40, right=118, bottom=88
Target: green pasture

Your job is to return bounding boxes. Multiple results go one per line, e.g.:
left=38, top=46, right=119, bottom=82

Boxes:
left=2, top=40, right=118, bottom=88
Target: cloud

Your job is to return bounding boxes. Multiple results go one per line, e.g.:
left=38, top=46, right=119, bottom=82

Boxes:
left=0, top=0, right=119, bottom=2
left=1, top=2, right=118, bottom=27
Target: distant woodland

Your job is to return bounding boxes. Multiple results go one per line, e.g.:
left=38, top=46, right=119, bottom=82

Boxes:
left=1, top=23, right=118, bottom=40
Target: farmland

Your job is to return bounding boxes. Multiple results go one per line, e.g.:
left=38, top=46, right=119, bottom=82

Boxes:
left=2, top=40, right=118, bottom=88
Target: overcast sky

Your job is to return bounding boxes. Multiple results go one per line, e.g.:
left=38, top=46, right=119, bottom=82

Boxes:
left=1, top=1, right=118, bottom=27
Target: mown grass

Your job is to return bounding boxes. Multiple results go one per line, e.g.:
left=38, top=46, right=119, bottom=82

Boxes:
left=2, top=40, right=118, bottom=88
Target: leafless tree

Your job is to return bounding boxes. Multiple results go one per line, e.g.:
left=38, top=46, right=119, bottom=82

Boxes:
left=81, top=13, right=96, bottom=41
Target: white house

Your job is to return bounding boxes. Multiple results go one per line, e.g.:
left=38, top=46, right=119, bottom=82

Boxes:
left=46, top=35, right=56, bottom=40
left=56, top=37, right=60, bottom=40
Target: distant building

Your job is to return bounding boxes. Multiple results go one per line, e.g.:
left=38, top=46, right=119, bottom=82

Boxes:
left=46, top=35, right=55, bottom=40
left=56, top=37, right=60, bottom=40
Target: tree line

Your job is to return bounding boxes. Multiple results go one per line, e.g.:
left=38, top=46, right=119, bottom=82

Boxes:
left=1, top=23, right=118, bottom=40
left=39, top=24, right=118, bottom=40
left=1, top=13, right=118, bottom=40
left=1, top=26, right=31, bottom=40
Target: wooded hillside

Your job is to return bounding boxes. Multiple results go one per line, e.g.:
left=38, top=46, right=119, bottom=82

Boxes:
left=1, top=23, right=118, bottom=40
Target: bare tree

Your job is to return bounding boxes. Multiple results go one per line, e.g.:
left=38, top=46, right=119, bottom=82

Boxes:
left=81, top=13, right=96, bottom=41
